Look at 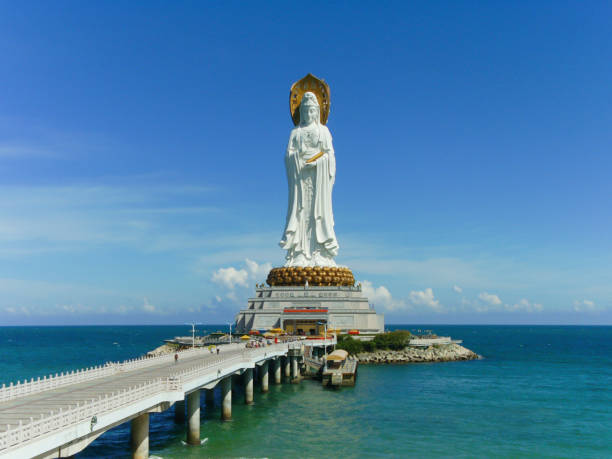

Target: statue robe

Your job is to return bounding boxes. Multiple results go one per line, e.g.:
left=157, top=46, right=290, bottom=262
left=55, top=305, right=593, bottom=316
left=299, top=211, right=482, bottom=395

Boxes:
left=279, top=123, right=339, bottom=266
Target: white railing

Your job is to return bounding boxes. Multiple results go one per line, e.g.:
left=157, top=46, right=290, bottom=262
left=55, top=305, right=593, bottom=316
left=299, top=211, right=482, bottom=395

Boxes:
left=0, top=346, right=212, bottom=403
left=0, top=340, right=334, bottom=453
left=0, top=365, right=116, bottom=403
left=0, top=345, right=285, bottom=452
left=0, top=377, right=177, bottom=452
left=0, top=338, right=333, bottom=404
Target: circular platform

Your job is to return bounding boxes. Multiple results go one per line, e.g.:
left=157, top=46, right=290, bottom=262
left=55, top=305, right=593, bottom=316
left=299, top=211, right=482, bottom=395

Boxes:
left=266, top=266, right=355, bottom=287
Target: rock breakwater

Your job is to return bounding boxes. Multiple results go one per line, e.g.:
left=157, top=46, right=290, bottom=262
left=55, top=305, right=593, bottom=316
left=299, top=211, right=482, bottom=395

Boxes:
left=146, top=342, right=179, bottom=357
left=356, top=343, right=479, bottom=364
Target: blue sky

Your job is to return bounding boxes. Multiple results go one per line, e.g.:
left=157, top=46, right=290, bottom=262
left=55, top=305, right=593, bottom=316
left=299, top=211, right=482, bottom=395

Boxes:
left=1, top=1, right=610, bottom=325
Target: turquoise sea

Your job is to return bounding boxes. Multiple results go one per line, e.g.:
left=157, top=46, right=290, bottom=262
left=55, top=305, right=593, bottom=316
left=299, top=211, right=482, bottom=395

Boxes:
left=0, top=325, right=610, bottom=458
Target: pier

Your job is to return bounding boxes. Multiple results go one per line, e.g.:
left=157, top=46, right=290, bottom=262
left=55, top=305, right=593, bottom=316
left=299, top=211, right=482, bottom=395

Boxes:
left=0, top=337, right=335, bottom=458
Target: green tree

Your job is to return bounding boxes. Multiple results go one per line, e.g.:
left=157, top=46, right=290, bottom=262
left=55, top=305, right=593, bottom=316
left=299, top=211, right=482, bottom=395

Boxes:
left=336, top=335, right=364, bottom=355
left=373, top=330, right=411, bottom=350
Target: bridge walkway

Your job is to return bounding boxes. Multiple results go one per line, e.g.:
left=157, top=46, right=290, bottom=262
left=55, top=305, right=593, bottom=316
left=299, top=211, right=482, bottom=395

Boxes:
left=0, top=338, right=336, bottom=458
left=0, top=347, right=244, bottom=433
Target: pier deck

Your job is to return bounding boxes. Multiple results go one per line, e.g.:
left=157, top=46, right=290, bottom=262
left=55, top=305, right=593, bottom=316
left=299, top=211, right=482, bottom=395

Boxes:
left=0, top=338, right=335, bottom=458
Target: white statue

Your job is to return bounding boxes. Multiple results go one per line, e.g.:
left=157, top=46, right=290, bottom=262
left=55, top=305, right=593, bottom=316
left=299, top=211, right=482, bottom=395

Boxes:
left=280, top=91, right=339, bottom=267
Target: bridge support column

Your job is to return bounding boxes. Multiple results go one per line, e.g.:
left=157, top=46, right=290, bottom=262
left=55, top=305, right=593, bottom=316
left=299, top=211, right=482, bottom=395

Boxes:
left=130, top=413, right=149, bottom=459
left=291, top=356, right=300, bottom=383
left=284, top=356, right=291, bottom=379
left=221, top=377, right=232, bottom=421
left=205, top=388, right=215, bottom=406
left=174, top=400, right=185, bottom=423
left=244, top=367, right=254, bottom=404
left=186, top=390, right=200, bottom=445
left=274, top=357, right=282, bottom=384
left=261, top=360, right=269, bottom=393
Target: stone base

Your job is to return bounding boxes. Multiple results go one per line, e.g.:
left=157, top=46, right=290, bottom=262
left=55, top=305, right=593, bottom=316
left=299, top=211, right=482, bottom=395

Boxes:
left=234, top=284, right=384, bottom=335
left=267, top=266, right=354, bottom=287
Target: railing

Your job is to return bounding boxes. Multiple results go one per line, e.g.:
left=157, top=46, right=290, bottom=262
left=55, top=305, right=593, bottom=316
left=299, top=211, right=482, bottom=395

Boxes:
left=0, top=377, right=176, bottom=452
left=0, top=339, right=335, bottom=453
left=0, top=346, right=213, bottom=403
left=0, top=339, right=332, bottom=404
left=0, top=345, right=289, bottom=452
left=0, top=365, right=116, bottom=403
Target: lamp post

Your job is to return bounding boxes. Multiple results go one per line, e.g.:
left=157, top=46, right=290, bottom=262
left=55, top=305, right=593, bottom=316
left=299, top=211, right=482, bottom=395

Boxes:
left=227, top=322, right=232, bottom=344
left=186, top=322, right=201, bottom=349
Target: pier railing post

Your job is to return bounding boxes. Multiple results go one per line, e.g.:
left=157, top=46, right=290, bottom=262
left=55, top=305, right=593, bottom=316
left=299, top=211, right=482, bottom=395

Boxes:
left=186, top=389, right=200, bottom=445
left=130, top=412, right=149, bottom=459
left=221, top=377, right=232, bottom=421
left=244, top=368, right=254, bottom=405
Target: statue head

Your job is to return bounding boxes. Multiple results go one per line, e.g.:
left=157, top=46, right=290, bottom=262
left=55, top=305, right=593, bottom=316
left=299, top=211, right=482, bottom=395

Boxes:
left=299, top=92, right=320, bottom=126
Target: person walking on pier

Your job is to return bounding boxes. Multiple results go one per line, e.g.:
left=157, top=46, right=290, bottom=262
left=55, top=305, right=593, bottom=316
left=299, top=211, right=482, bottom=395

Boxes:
left=174, top=353, right=178, bottom=364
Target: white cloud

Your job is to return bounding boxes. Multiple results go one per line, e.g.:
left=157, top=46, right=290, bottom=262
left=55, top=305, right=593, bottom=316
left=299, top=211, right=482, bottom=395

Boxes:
left=453, top=285, right=463, bottom=293
left=0, top=183, right=216, bottom=257
left=211, top=266, right=249, bottom=289
left=245, top=259, right=272, bottom=282
left=0, top=144, right=56, bottom=159
left=360, top=280, right=405, bottom=311
left=211, top=259, right=272, bottom=292
left=409, top=288, right=442, bottom=311
left=478, top=291, right=502, bottom=306
left=573, top=299, right=598, bottom=312
left=506, top=298, right=543, bottom=313
left=142, top=297, right=156, bottom=313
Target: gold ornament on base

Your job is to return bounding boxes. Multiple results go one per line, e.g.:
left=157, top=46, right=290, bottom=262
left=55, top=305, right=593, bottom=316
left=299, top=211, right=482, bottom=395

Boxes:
left=266, top=267, right=355, bottom=287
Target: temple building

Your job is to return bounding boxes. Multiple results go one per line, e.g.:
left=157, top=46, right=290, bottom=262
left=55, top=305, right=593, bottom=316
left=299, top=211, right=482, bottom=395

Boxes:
left=234, top=283, right=384, bottom=339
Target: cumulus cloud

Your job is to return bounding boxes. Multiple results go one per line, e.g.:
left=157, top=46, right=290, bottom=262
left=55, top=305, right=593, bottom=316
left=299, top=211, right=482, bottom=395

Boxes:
left=245, top=259, right=272, bottom=282
left=212, top=266, right=249, bottom=289
left=478, top=292, right=502, bottom=306
left=573, top=299, right=598, bottom=312
left=360, top=280, right=405, bottom=311
left=453, top=285, right=463, bottom=293
left=211, top=259, right=272, bottom=290
left=409, top=288, right=442, bottom=311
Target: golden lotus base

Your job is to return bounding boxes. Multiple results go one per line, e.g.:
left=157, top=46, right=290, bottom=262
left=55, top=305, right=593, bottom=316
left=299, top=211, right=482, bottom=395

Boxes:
left=266, top=266, right=355, bottom=287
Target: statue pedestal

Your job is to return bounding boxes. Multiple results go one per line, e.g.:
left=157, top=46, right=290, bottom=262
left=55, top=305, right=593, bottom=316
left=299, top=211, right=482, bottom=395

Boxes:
left=234, top=284, right=384, bottom=339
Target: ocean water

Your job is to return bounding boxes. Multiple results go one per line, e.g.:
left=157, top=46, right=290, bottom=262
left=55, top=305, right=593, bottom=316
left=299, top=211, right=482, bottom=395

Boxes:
left=0, top=325, right=610, bottom=458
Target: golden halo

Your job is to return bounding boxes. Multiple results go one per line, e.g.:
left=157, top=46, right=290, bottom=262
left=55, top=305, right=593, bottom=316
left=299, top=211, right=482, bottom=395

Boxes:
left=289, top=73, right=331, bottom=126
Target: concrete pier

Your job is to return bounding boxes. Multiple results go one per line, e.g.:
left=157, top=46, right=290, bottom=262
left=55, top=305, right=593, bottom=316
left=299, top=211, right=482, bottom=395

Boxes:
left=291, top=356, right=300, bottom=382
left=205, top=388, right=215, bottom=406
left=274, top=358, right=282, bottom=384
left=244, top=368, right=254, bottom=405
left=186, top=390, right=200, bottom=445
left=261, top=361, right=269, bottom=393
left=221, top=377, right=232, bottom=421
left=174, top=399, right=185, bottom=423
left=130, top=413, right=149, bottom=459
left=284, top=356, right=291, bottom=379
left=0, top=338, right=336, bottom=458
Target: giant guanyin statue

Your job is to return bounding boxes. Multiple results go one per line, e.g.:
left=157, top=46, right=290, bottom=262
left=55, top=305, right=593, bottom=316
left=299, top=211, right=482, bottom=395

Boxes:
left=280, top=83, right=339, bottom=267
left=268, top=74, right=354, bottom=287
